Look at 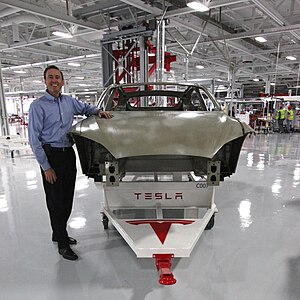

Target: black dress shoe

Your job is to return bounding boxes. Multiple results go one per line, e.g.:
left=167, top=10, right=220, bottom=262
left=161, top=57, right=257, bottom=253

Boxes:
left=52, top=237, right=77, bottom=245
left=58, top=246, right=78, bottom=260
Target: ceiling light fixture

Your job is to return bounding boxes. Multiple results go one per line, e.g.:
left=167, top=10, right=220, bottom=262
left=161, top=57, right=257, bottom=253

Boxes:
left=52, top=31, right=73, bottom=39
left=186, top=1, right=209, bottom=12
left=68, top=62, right=81, bottom=67
left=255, top=36, right=267, bottom=43
left=253, top=78, right=259, bottom=82
left=286, top=56, right=297, bottom=61
left=195, top=65, right=205, bottom=69
left=13, top=70, right=27, bottom=74
left=75, top=76, right=84, bottom=80
left=75, top=91, right=97, bottom=95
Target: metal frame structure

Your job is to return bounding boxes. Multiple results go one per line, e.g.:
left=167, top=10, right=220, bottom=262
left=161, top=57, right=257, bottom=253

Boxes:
left=2, top=1, right=300, bottom=99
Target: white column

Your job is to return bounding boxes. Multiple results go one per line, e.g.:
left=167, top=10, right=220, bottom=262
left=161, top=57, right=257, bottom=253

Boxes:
left=0, top=64, right=9, bottom=135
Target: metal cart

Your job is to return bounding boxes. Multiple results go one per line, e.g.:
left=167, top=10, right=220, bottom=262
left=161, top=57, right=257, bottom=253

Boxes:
left=97, top=162, right=218, bottom=285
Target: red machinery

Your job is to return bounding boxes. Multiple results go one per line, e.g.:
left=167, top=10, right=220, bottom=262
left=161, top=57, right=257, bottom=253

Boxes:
left=113, top=40, right=176, bottom=84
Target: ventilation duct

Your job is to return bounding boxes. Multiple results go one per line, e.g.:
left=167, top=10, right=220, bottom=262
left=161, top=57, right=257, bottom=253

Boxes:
left=12, top=22, right=19, bottom=43
left=0, top=14, right=46, bottom=28
left=242, top=56, right=253, bottom=64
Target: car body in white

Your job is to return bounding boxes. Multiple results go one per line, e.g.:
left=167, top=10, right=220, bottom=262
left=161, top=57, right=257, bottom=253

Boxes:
left=69, top=82, right=254, bottom=184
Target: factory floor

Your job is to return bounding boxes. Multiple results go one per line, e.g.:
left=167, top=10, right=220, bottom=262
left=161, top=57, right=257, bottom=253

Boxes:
left=0, top=130, right=300, bottom=300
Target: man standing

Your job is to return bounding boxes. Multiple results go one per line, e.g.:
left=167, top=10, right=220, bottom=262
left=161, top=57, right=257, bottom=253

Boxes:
left=28, top=65, right=112, bottom=260
left=277, top=105, right=285, bottom=133
left=286, top=105, right=294, bottom=133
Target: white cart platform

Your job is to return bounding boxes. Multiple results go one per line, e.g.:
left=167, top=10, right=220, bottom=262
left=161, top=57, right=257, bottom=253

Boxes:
left=98, top=173, right=217, bottom=285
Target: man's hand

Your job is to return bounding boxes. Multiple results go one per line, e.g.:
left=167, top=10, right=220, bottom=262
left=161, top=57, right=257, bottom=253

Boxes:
left=98, top=110, right=113, bottom=119
left=44, top=168, right=57, bottom=184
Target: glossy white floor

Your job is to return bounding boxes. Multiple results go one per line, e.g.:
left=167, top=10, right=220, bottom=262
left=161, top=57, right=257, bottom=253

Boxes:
left=1, top=130, right=300, bottom=300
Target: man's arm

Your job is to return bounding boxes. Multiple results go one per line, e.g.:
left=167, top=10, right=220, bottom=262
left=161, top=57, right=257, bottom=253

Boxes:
left=28, top=105, right=49, bottom=168
left=71, top=96, right=113, bottom=118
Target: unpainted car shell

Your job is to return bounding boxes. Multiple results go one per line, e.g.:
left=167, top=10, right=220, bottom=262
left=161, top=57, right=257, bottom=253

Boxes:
left=69, top=101, right=254, bottom=181
left=71, top=111, right=250, bottom=159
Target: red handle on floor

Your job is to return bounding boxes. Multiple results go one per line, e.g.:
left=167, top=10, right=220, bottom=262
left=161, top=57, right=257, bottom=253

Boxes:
left=153, top=254, right=177, bottom=285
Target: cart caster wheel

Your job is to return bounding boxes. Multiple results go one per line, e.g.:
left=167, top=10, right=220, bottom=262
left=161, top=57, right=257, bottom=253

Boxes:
left=102, top=214, right=109, bottom=230
left=205, top=214, right=215, bottom=230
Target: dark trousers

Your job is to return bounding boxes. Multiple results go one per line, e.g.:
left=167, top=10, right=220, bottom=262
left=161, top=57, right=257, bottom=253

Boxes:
left=278, top=119, right=284, bottom=133
left=41, top=148, right=77, bottom=248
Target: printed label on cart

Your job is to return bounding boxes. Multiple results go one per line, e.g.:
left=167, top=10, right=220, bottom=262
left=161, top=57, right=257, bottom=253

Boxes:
left=133, top=192, right=183, bottom=200
left=195, top=182, right=208, bottom=188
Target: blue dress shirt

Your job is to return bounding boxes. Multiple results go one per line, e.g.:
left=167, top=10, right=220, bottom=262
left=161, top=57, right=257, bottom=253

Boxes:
left=28, top=90, right=99, bottom=171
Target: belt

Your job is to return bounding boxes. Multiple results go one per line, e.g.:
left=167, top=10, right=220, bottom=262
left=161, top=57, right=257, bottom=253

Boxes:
left=50, top=147, right=73, bottom=152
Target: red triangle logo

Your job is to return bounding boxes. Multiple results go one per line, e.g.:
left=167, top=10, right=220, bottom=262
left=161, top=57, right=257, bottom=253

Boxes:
left=127, top=220, right=194, bottom=244
left=149, top=222, right=172, bottom=244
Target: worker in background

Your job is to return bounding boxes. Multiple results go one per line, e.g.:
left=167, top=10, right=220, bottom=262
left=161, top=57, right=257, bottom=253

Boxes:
left=28, top=65, right=112, bottom=261
left=231, top=106, right=235, bottom=118
left=228, top=105, right=235, bottom=118
left=277, top=105, right=285, bottom=133
left=286, top=105, right=294, bottom=133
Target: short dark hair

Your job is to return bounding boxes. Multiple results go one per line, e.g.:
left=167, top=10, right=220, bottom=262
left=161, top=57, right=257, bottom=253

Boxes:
left=44, top=65, right=64, bottom=80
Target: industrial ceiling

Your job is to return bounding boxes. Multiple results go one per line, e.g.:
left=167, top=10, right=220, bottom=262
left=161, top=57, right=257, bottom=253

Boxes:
left=2, top=0, right=300, bottom=99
